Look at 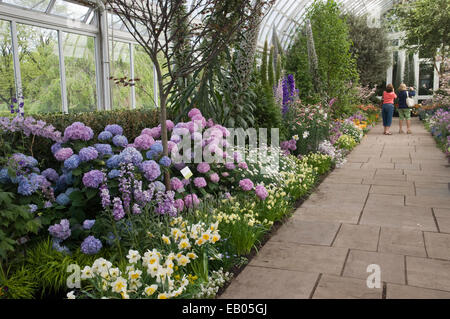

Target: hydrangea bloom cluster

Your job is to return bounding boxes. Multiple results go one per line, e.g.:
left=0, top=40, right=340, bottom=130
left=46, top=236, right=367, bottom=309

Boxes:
left=94, top=144, right=113, bottom=157
left=82, top=170, right=106, bottom=188
left=79, top=147, right=99, bottom=162
left=239, top=179, right=254, bottom=191
left=55, top=148, right=74, bottom=161
left=113, top=135, right=128, bottom=147
left=64, top=155, right=81, bottom=170
left=140, top=160, right=161, bottom=181
left=81, top=236, right=102, bottom=255
left=48, top=219, right=71, bottom=240
left=0, top=116, right=62, bottom=142
left=105, top=124, right=123, bottom=136
left=63, top=122, right=94, bottom=142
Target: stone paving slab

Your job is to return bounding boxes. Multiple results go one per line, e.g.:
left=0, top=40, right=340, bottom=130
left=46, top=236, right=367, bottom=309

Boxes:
left=249, top=241, right=348, bottom=275
left=386, top=284, right=450, bottom=299
left=378, top=227, right=426, bottom=257
left=222, top=119, right=450, bottom=299
left=312, top=275, right=382, bottom=299
left=270, top=220, right=340, bottom=246
left=219, top=266, right=319, bottom=299
left=406, top=257, right=450, bottom=292
left=342, top=250, right=405, bottom=285
left=333, top=224, right=380, bottom=251
left=423, top=232, right=450, bottom=260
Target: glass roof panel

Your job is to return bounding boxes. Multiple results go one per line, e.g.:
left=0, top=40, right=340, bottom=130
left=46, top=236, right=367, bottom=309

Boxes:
left=260, top=0, right=396, bottom=50
left=2, top=0, right=51, bottom=12
left=50, top=0, right=90, bottom=21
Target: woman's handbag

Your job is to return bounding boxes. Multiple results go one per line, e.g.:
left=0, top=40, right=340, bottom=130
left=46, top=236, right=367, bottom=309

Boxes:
left=406, top=91, right=415, bottom=108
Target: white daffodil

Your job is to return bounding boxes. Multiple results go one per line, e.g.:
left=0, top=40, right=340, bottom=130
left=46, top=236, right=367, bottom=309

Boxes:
left=66, top=291, right=76, bottom=299
left=128, top=269, right=142, bottom=281
left=143, top=284, right=158, bottom=297
left=81, top=266, right=93, bottom=280
left=178, top=238, right=191, bottom=250
left=126, top=250, right=141, bottom=264
left=111, top=277, right=127, bottom=293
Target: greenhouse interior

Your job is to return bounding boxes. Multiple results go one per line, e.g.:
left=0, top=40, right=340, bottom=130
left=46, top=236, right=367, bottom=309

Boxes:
left=0, top=0, right=449, bottom=302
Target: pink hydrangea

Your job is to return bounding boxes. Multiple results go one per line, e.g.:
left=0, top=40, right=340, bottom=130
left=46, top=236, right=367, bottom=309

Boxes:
left=221, top=172, right=229, bottom=177
left=188, top=108, right=202, bottom=119
left=166, top=120, right=175, bottom=131
left=255, top=185, right=268, bottom=200
left=82, top=170, right=106, bottom=188
left=174, top=199, right=184, bottom=212
left=197, top=162, right=211, bottom=174
left=184, top=194, right=200, bottom=208
left=63, top=122, right=94, bottom=142
left=209, top=173, right=220, bottom=183
left=239, top=178, right=254, bottom=191
left=191, top=114, right=207, bottom=127
left=206, top=118, right=215, bottom=128
left=134, top=134, right=155, bottom=150
left=141, top=128, right=153, bottom=136
left=194, top=177, right=207, bottom=188
left=54, top=148, right=74, bottom=161
left=170, top=177, right=184, bottom=191
left=238, top=162, right=248, bottom=170
left=225, top=163, right=235, bottom=170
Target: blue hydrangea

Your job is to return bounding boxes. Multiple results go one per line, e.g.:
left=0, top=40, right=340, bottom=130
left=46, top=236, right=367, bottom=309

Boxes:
left=29, top=204, right=38, bottom=213
left=56, top=173, right=74, bottom=192
left=65, top=187, right=79, bottom=196
left=106, top=155, right=121, bottom=169
left=42, top=168, right=59, bottom=183
left=159, top=156, right=171, bottom=167
left=108, top=169, right=121, bottom=179
left=64, top=155, right=81, bottom=170
left=56, top=193, right=70, bottom=206
left=80, top=235, right=102, bottom=255
left=17, top=176, right=37, bottom=196
left=113, top=135, right=128, bottom=147
left=152, top=181, right=166, bottom=193
left=52, top=238, right=70, bottom=254
left=146, top=150, right=159, bottom=160
left=94, top=144, right=113, bottom=157
left=150, top=142, right=163, bottom=153
left=105, top=124, right=123, bottom=136
left=82, top=219, right=96, bottom=230
left=51, top=142, right=62, bottom=154
left=79, top=146, right=99, bottom=162
left=0, top=168, right=9, bottom=183
left=98, top=131, right=113, bottom=141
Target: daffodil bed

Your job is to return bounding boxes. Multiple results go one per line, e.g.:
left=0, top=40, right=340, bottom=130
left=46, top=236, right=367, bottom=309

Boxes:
left=0, top=107, right=374, bottom=299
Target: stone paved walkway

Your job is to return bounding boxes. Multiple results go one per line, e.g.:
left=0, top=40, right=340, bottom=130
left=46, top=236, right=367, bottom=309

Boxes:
left=221, top=118, right=450, bottom=299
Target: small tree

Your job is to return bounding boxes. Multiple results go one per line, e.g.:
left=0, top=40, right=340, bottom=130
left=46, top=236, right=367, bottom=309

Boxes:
left=106, top=0, right=274, bottom=188
left=391, top=0, right=449, bottom=76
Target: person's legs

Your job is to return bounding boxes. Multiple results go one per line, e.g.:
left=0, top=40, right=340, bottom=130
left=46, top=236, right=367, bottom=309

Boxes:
left=398, top=109, right=405, bottom=133
left=382, top=105, right=388, bottom=134
left=404, top=109, right=412, bottom=133
left=385, top=104, right=394, bottom=134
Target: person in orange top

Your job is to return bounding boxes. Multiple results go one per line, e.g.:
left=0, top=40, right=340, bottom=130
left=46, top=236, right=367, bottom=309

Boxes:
left=382, top=84, right=397, bottom=135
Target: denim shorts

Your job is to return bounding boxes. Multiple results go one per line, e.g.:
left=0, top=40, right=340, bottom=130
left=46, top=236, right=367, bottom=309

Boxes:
left=382, top=104, right=394, bottom=127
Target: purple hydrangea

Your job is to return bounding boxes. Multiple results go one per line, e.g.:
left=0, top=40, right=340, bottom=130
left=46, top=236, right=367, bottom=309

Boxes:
left=64, top=155, right=81, bottom=170
left=82, top=170, right=105, bottom=188
left=98, top=131, right=113, bottom=141
left=113, top=135, right=129, bottom=147
left=108, top=169, right=121, bottom=179
left=239, top=178, right=254, bottom=191
left=184, top=193, right=200, bottom=209
left=174, top=199, right=184, bottom=212
left=80, top=236, right=102, bottom=255
left=42, top=168, right=59, bottom=182
left=118, top=147, right=143, bottom=166
left=29, top=204, right=38, bottom=213
left=79, top=147, right=99, bottom=162
left=54, top=148, right=74, bottom=161
left=197, top=162, right=211, bottom=174
left=150, top=142, right=163, bottom=153
left=225, top=163, right=236, bottom=170
left=238, top=162, right=248, bottom=170
left=105, top=124, right=123, bottom=136
left=82, top=219, right=96, bottom=230
left=63, top=122, right=94, bottom=142
left=194, top=177, right=207, bottom=188
left=106, top=155, right=121, bottom=168
left=140, top=160, right=161, bottom=181
left=94, top=144, right=113, bottom=157
left=188, top=108, right=202, bottom=119
left=52, top=238, right=70, bottom=254
left=48, top=219, right=71, bottom=240
left=51, top=142, right=62, bottom=154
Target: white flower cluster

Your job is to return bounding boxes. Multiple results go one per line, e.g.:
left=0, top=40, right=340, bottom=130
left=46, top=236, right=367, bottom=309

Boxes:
left=341, top=120, right=363, bottom=143
left=194, top=268, right=233, bottom=299
left=318, top=140, right=347, bottom=168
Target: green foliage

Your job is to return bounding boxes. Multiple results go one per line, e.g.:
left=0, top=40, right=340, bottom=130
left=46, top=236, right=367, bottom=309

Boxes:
left=286, top=0, right=359, bottom=115
left=261, top=40, right=268, bottom=88
left=0, top=264, right=37, bottom=299
left=268, top=45, right=275, bottom=88
left=390, top=0, right=450, bottom=74
left=0, top=188, right=41, bottom=263
left=345, top=14, right=391, bottom=87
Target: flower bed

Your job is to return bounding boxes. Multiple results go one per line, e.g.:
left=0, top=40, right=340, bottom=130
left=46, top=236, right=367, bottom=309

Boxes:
left=0, top=105, right=375, bottom=299
left=422, top=108, right=450, bottom=157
